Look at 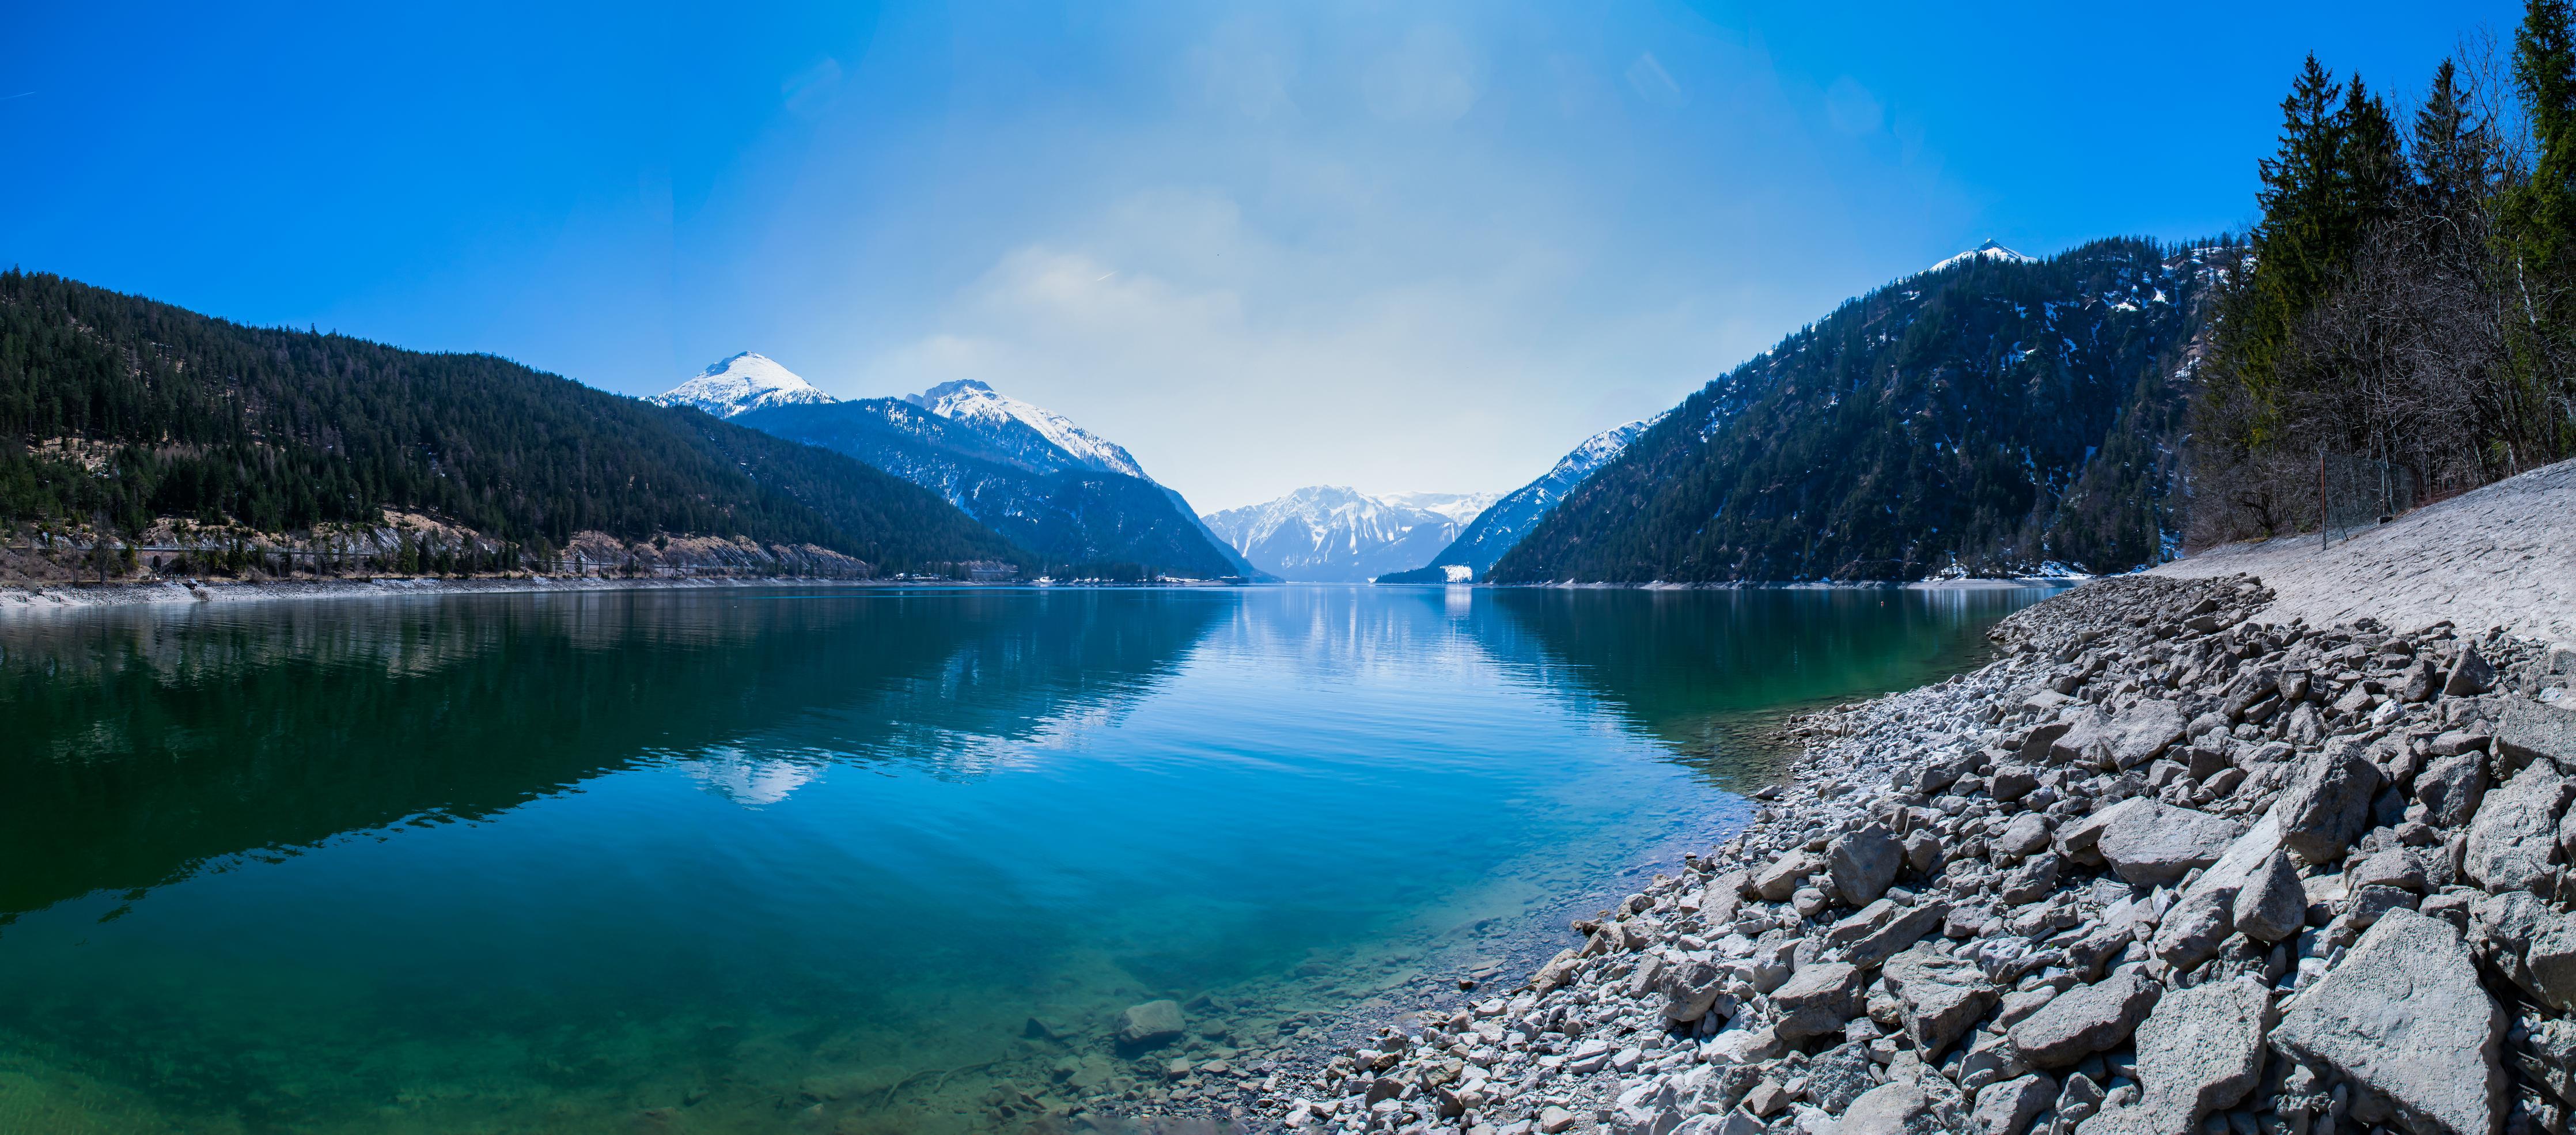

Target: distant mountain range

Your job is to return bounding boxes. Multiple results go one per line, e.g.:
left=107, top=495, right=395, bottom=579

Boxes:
left=1201, top=487, right=1497, bottom=582
left=657, top=360, right=1258, bottom=580
left=1490, top=237, right=2219, bottom=582
left=1377, top=416, right=1665, bottom=582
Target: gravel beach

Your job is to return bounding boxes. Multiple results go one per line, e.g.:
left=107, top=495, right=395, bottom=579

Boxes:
left=1268, top=461, right=2576, bottom=1135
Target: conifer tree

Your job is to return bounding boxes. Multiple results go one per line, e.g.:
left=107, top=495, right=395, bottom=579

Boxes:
left=2509, top=0, right=2576, bottom=294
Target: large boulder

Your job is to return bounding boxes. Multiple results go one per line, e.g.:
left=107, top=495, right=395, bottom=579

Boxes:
left=2445, top=644, right=2498, bottom=697
left=2272, top=909, right=2506, bottom=1135
left=1118, top=1000, right=1186, bottom=1047
left=2463, top=761, right=2573, bottom=892
left=2050, top=709, right=2118, bottom=765
left=2008, top=971, right=2160, bottom=1068
left=2151, top=811, right=2284, bottom=968
left=1846, top=901, right=1948, bottom=970
left=2498, top=698, right=2576, bottom=775
left=2275, top=740, right=2383, bottom=862
left=2131, top=978, right=2270, bottom=1132
left=1833, top=1081, right=1944, bottom=1135
left=1753, top=850, right=1824, bottom=902
left=2096, top=801, right=2244, bottom=887
left=1829, top=824, right=1904, bottom=906
left=2416, top=751, right=2490, bottom=830
left=2105, top=699, right=2190, bottom=770
left=1772, top=962, right=1866, bottom=1043
left=2232, top=850, right=2307, bottom=944
left=2055, top=797, right=2146, bottom=865
left=1969, top=1074, right=2056, bottom=1135
left=1657, top=956, right=1734, bottom=1023
left=2525, top=911, right=2576, bottom=1015
left=1881, top=945, right=1997, bottom=1058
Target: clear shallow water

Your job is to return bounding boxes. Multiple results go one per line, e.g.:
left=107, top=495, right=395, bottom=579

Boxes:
left=0, top=584, right=2052, bottom=1133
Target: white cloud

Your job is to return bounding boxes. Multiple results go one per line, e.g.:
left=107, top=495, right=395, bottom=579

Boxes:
left=1360, top=25, right=1482, bottom=124
left=1624, top=52, right=1685, bottom=109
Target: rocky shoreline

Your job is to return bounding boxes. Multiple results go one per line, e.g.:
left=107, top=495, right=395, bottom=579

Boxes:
left=1274, top=572, right=2576, bottom=1135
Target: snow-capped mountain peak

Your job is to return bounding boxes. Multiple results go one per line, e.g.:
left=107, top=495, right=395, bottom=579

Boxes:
left=649, top=353, right=836, bottom=418
left=1201, top=486, right=1498, bottom=582
left=1925, top=240, right=2035, bottom=275
left=903, top=380, right=1148, bottom=480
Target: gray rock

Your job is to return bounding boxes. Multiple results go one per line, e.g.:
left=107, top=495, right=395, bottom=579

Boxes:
left=2131, top=978, right=2269, bottom=1131
left=1833, top=1081, right=1943, bottom=1135
left=2054, top=797, right=2145, bottom=866
left=1774, top=962, right=1866, bottom=1043
left=2052, top=709, right=2118, bottom=765
left=1881, top=945, right=1997, bottom=1058
left=2275, top=740, right=2384, bottom=862
left=2526, top=911, right=2576, bottom=1015
left=1905, top=831, right=1945, bottom=875
left=2471, top=890, right=2548, bottom=996
left=1993, top=766, right=2042, bottom=804
left=2463, top=761, right=2573, bottom=892
left=1847, top=901, right=1949, bottom=970
left=2008, top=971, right=2161, bottom=1068
left=2402, top=658, right=2442, bottom=702
left=2446, top=645, right=2497, bottom=697
left=1831, top=824, right=1905, bottom=906
left=1659, top=956, right=1733, bottom=1023
left=1995, top=814, right=2052, bottom=856
left=2348, top=848, right=2426, bottom=892
left=2151, top=811, right=2285, bottom=968
left=1997, top=854, right=2063, bottom=906
left=2272, top=908, right=2506, bottom=1135
left=2096, top=801, right=2244, bottom=887
left=2107, top=700, right=2190, bottom=770
left=1118, top=999, right=1186, bottom=1047
left=1755, top=850, right=1825, bottom=902
left=2417, top=751, right=2490, bottom=828
left=1808, top=1042, right=1879, bottom=1114
left=1970, top=1073, right=2056, bottom=1135
left=2518, top=1019, right=2576, bottom=1105
left=2232, top=850, right=2306, bottom=943
left=2498, top=698, right=2576, bottom=775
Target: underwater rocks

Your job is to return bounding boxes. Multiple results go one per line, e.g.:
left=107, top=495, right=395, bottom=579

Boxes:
left=1276, top=572, right=2576, bottom=1135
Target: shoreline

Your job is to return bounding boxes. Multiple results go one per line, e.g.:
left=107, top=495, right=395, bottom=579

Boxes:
left=0, top=574, right=1023, bottom=615
left=1273, top=568, right=2576, bottom=1135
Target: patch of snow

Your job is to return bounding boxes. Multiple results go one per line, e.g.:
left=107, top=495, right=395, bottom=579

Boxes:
left=1923, top=240, right=2035, bottom=275
left=904, top=380, right=1148, bottom=479
left=649, top=353, right=836, bottom=418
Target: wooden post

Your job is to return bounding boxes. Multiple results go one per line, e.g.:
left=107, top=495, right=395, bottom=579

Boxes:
left=2318, top=447, right=2328, bottom=551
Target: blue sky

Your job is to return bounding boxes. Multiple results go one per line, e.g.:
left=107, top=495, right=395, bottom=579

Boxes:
left=0, top=1, right=2522, bottom=510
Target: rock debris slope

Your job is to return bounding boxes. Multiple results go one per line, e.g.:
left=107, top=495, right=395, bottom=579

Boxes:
left=1278, top=572, right=2576, bottom=1135
left=2155, top=457, right=2576, bottom=649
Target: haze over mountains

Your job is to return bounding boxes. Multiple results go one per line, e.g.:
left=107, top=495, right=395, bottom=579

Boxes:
left=1, top=236, right=2233, bottom=588
left=1199, top=487, right=1499, bottom=582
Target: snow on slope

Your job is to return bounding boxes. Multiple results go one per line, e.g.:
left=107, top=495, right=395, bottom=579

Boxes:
left=1412, top=414, right=1665, bottom=579
left=1201, top=486, right=1493, bottom=582
left=1924, top=240, right=2036, bottom=275
left=905, top=380, right=1149, bottom=480
left=649, top=353, right=836, bottom=418
left=1379, top=491, right=1502, bottom=527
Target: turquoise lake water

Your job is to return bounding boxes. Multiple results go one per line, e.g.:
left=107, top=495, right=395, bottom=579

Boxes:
left=0, top=584, right=2052, bottom=1133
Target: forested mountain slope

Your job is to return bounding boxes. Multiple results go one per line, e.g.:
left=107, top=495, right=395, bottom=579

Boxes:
left=0, top=271, right=1024, bottom=573
left=738, top=399, right=1251, bottom=579
left=1491, top=238, right=2221, bottom=583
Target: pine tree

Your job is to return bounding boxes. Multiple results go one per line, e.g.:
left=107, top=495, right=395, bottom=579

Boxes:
left=2510, top=0, right=2576, bottom=293
left=2414, top=59, right=2495, bottom=242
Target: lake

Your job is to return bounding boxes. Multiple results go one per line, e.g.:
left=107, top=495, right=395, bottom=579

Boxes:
left=0, top=584, right=2054, bottom=1133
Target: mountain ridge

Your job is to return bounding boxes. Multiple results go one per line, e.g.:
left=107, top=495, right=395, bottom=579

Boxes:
left=1202, top=486, right=1497, bottom=582
left=1490, top=237, right=2219, bottom=584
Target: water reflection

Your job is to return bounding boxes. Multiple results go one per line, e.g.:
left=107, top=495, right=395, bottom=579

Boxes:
left=0, top=589, right=1225, bottom=916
